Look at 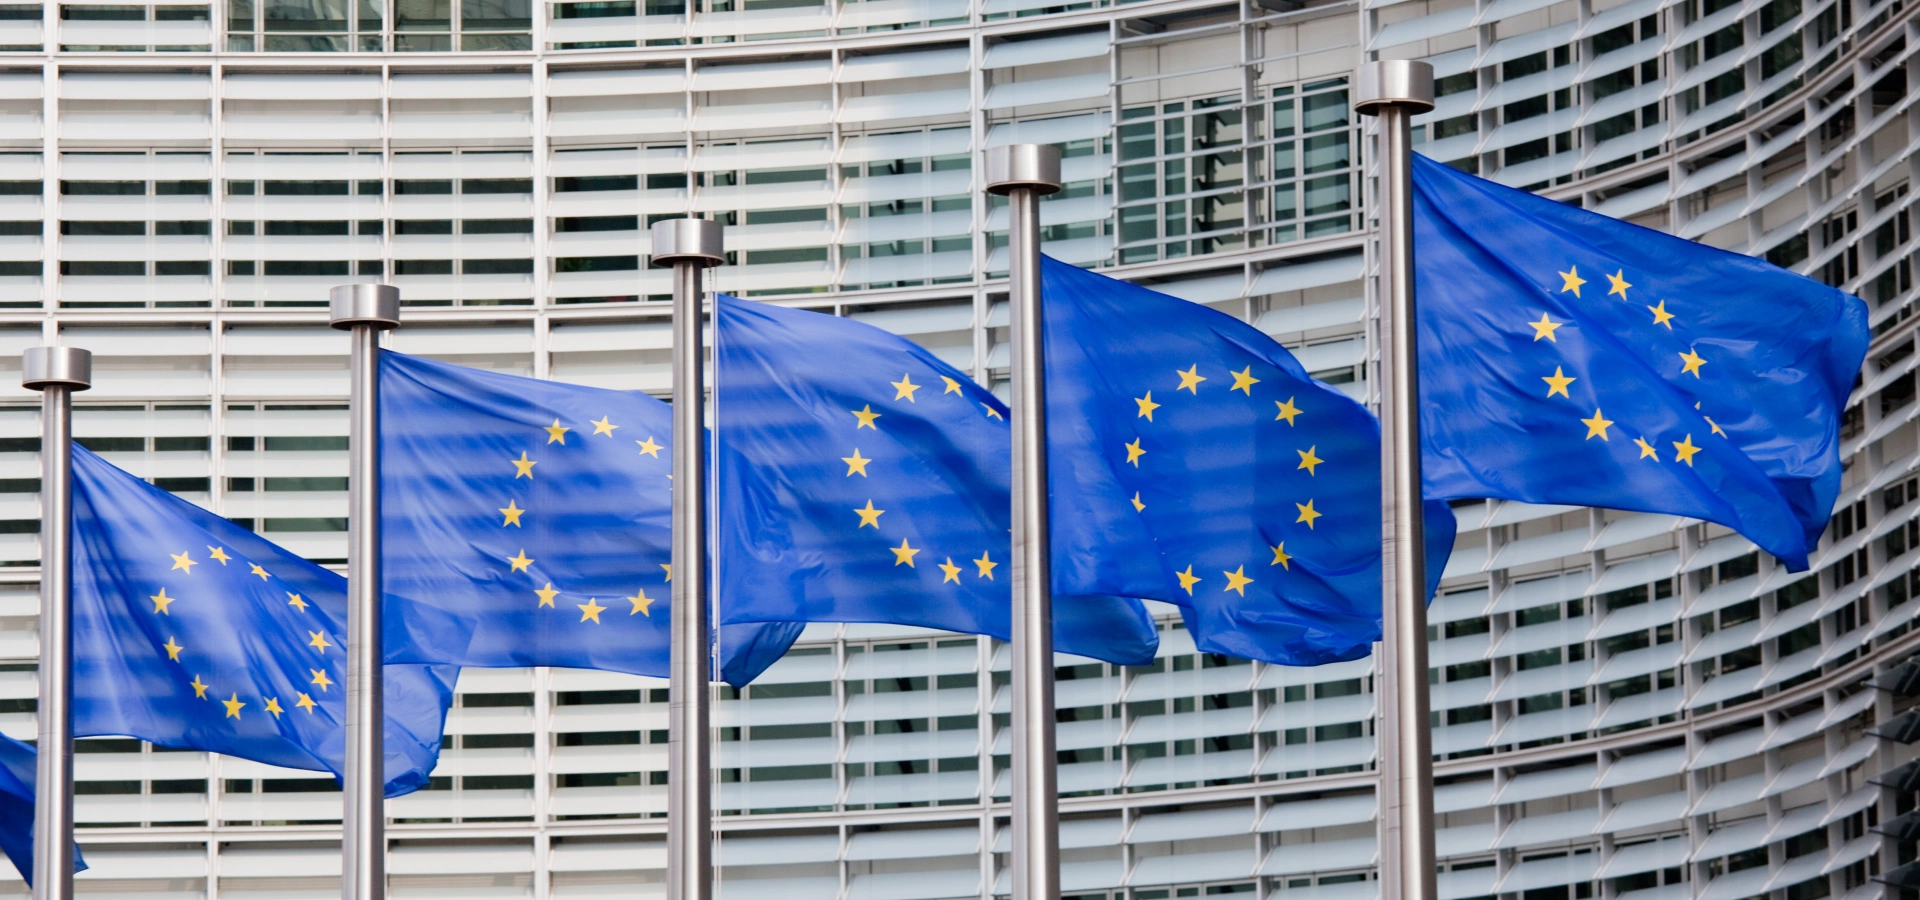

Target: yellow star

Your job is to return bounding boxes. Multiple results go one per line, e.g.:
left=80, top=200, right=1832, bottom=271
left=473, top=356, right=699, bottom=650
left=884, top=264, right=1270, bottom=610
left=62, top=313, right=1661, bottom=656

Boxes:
left=1270, top=543, right=1291, bottom=569
left=851, top=405, right=882, bottom=429
left=1274, top=397, right=1301, bottom=425
left=891, top=374, right=920, bottom=402
left=1648, top=300, right=1675, bottom=328
left=1581, top=409, right=1613, bottom=441
left=1222, top=566, right=1253, bottom=596
left=661, top=563, right=672, bottom=581
left=1131, top=492, right=1145, bottom=512
left=842, top=448, right=871, bottom=477
left=507, top=549, right=534, bottom=573
left=578, top=599, right=607, bottom=623
left=938, top=558, right=962, bottom=584
left=942, top=376, right=963, bottom=395
left=1295, top=499, right=1322, bottom=529
left=535, top=583, right=558, bottom=608
left=207, top=546, right=231, bottom=564
left=627, top=590, right=654, bottom=616
left=1542, top=366, right=1576, bottom=398
left=1706, top=416, right=1726, bottom=437
left=592, top=416, right=618, bottom=436
left=249, top=563, right=270, bottom=581
left=1634, top=436, right=1658, bottom=460
left=287, top=592, right=308, bottom=612
left=982, top=403, right=1004, bottom=420
left=308, top=631, right=331, bottom=652
left=499, top=500, right=525, bottom=527
left=222, top=693, right=244, bottom=719
left=310, top=669, right=332, bottom=691
left=150, top=588, right=176, bottom=615
left=1230, top=366, right=1261, bottom=395
left=1678, top=348, right=1707, bottom=378
left=264, top=697, right=284, bottom=718
left=973, top=551, right=997, bottom=580
left=1135, top=391, right=1161, bottom=421
left=1559, top=265, right=1586, bottom=296
left=1176, top=365, right=1207, bottom=394
left=1297, top=446, right=1322, bottom=475
left=1175, top=565, right=1200, bottom=595
left=636, top=436, right=663, bottom=458
left=853, top=500, right=885, bottom=529
left=295, top=693, right=316, bottom=713
left=512, top=451, right=536, bottom=478
left=1125, top=438, right=1145, bottom=467
left=170, top=551, right=195, bottom=573
left=1671, top=434, right=1701, bottom=467
left=190, top=675, right=209, bottom=699
left=1528, top=313, right=1562, bottom=342
left=162, top=637, right=183, bottom=661
left=546, top=419, right=570, bottom=444
left=1606, top=270, right=1631, bottom=299
left=890, top=539, right=919, bottom=567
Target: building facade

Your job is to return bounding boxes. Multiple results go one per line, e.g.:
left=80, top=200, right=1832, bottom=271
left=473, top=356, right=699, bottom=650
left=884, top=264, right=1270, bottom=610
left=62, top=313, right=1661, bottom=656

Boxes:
left=0, top=0, right=1907, bottom=896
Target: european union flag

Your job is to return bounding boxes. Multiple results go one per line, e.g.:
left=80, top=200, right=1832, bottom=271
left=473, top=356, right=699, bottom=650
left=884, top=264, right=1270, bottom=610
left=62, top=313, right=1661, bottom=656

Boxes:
left=379, top=352, right=802, bottom=685
left=1412, top=154, right=1870, bottom=569
left=713, top=295, right=1160, bottom=664
left=0, top=733, right=85, bottom=886
left=1041, top=257, right=1458, bottom=665
left=69, top=445, right=456, bottom=797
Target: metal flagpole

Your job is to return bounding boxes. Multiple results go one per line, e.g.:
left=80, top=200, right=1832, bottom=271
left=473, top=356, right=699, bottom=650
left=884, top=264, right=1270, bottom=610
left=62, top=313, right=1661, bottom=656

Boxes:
left=23, top=345, right=89, bottom=900
left=331, top=283, right=401, bottom=900
left=652, top=217, right=724, bottom=900
left=985, top=143, right=1063, bottom=900
left=1354, top=60, right=1437, bottom=900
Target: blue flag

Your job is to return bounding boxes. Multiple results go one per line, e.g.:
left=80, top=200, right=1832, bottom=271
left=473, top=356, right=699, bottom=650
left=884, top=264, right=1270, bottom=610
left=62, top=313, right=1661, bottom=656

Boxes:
left=1411, top=154, right=1869, bottom=569
left=0, top=733, right=85, bottom=886
left=69, top=445, right=456, bottom=797
left=712, top=295, right=1159, bottom=664
left=1041, top=257, right=1458, bottom=666
left=379, top=351, right=802, bottom=686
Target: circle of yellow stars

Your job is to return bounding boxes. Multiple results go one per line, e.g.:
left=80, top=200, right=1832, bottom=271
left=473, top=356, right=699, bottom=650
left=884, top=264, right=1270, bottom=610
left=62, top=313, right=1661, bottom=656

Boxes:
left=499, top=414, right=665, bottom=623
left=1545, top=264, right=1723, bottom=467
left=1128, top=361, right=1317, bottom=599
left=844, top=372, right=1005, bottom=584
left=155, top=546, right=327, bottom=721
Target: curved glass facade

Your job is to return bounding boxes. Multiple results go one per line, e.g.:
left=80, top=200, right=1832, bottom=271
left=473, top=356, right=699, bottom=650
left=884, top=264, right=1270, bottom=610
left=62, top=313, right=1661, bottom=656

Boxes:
left=0, top=0, right=1908, bottom=896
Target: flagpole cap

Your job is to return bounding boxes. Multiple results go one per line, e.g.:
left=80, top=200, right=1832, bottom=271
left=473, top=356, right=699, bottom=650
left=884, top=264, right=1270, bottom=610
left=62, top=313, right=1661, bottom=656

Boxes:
left=1354, top=60, right=1435, bottom=116
left=985, top=144, right=1063, bottom=196
left=327, top=284, right=401, bottom=331
left=651, top=218, right=725, bottom=268
left=21, top=346, right=90, bottom=392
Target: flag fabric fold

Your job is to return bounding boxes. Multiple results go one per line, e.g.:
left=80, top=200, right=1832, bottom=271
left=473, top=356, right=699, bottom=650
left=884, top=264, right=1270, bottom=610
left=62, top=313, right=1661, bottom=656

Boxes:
left=713, top=294, right=1160, bottom=664
left=1411, top=153, right=1869, bottom=570
left=378, top=351, right=801, bottom=686
left=69, top=444, right=456, bottom=797
left=1041, top=256, right=1458, bottom=666
left=0, top=732, right=85, bottom=886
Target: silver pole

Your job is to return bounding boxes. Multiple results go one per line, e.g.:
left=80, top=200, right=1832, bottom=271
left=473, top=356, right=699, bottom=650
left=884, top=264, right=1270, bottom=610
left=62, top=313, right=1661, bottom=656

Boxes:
left=985, top=143, right=1063, bottom=900
left=22, top=345, right=89, bottom=900
left=1354, top=61, right=1437, bottom=900
left=330, top=283, right=400, bottom=900
left=651, top=217, right=724, bottom=900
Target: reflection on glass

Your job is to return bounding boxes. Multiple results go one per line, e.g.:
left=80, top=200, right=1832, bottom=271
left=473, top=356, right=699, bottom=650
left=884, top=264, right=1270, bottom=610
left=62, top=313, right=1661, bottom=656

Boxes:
left=396, top=0, right=449, bottom=29
left=263, top=0, right=347, bottom=31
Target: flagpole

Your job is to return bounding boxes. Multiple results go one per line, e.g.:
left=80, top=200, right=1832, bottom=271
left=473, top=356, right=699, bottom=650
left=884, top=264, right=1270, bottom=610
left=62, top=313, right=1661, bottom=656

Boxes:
left=652, top=217, right=724, bottom=900
left=331, top=283, right=400, bottom=900
left=23, top=346, right=88, bottom=900
left=1354, top=61, right=1436, bottom=900
left=985, top=143, right=1063, bottom=900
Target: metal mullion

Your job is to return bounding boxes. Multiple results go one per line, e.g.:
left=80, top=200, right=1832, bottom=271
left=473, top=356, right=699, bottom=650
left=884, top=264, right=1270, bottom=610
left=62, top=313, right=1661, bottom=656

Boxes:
left=531, top=60, right=551, bottom=307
